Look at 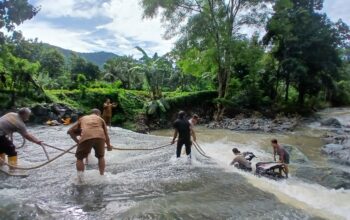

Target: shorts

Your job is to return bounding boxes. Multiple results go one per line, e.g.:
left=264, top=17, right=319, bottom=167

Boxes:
left=0, top=135, right=17, bottom=157
left=282, top=153, right=290, bottom=164
left=75, top=138, right=105, bottom=160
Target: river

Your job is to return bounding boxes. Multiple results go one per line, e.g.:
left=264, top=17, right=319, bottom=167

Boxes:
left=0, top=109, right=350, bottom=220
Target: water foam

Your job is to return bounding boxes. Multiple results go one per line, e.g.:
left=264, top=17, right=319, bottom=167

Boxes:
left=201, top=140, right=350, bottom=220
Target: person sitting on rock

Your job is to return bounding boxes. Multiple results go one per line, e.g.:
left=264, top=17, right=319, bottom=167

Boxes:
left=271, top=139, right=290, bottom=178
left=230, top=148, right=252, bottom=171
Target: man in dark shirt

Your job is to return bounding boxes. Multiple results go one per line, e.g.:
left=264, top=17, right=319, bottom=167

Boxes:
left=171, top=111, right=196, bottom=158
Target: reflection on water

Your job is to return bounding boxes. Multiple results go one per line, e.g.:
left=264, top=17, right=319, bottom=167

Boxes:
left=0, top=113, right=349, bottom=220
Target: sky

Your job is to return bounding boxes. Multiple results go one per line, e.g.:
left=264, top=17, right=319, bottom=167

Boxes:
left=17, top=0, right=350, bottom=57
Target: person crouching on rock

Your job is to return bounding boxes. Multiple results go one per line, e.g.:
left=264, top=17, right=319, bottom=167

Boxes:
left=68, top=109, right=112, bottom=176
left=271, top=139, right=290, bottom=178
left=171, top=111, right=196, bottom=158
left=0, top=108, right=43, bottom=169
left=230, top=148, right=252, bottom=171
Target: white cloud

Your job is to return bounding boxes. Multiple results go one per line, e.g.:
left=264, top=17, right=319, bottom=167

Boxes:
left=18, top=21, right=100, bottom=52
left=19, top=0, right=350, bottom=57
left=323, top=0, right=350, bottom=24
left=97, top=0, right=176, bottom=56
left=34, top=0, right=105, bottom=19
left=20, top=0, right=175, bottom=57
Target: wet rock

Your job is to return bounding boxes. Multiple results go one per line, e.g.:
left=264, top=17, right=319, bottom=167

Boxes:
left=206, top=116, right=299, bottom=133
left=321, top=144, right=344, bottom=154
left=295, top=166, right=350, bottom=189
left=321, top=118, right=342, bottom=128
left=321, top=144, right=350, bottom=165
left=30, top=103, right=79, bottom=124
left=283, top=145, right=309, bottom=164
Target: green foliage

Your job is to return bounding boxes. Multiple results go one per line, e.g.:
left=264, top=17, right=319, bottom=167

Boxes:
left=264, top=0, right=349, bottom=105
left=0, top=0, right=39, bottom=42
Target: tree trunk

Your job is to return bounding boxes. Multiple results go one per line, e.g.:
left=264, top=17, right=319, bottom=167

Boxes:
left=298, top=85, right=305, bottom=105
left=214, top=68, right=228, bottom=121
left=285, top=72, right=290, bottom=102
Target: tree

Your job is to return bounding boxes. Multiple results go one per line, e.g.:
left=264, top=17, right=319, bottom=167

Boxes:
left=264, top=0, right=350, bottom=105
left=70, top=53, right=101, bottom=83
left=103, top=56, right=143, bottom=89
left=0, top=0, right=39, bottom=43
left=40, top=48, right=65, bottom=78
left=133, top=47, right=173, bottom=100
left=140, top=0, right=273, bottom=120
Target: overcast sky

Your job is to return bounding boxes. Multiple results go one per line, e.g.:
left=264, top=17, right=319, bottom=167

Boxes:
left=18, top=0, right=350, bottom=57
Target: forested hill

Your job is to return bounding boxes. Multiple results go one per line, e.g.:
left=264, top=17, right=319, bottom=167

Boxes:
left=43, top=43, right=119, bottom=67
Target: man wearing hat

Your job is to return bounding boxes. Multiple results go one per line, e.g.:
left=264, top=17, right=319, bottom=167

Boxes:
left=230, top=148, right=252, bottom=171
left=0, top=108, right=43, bottom=168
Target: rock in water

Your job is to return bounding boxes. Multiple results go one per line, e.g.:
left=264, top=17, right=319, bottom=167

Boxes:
left=322, top=144, right=350, bottom=165
left=321, top=118, right=342, bottom=128
left=283, top=145, right=309, bottom=164
left=295, top=166, right=350, bottom=189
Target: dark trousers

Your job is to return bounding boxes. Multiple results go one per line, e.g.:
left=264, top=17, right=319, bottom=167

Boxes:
left=0, top=135, right=17, bottom=157
left=176, top=139, right=192, bottom=158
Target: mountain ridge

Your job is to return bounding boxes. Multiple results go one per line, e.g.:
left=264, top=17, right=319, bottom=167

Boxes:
left=43, top=43, right=119, bottom=67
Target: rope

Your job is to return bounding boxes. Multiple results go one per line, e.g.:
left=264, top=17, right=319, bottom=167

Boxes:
left=39, top=144, right=50, bottom=161
left=9, top=133, right=26, bottom=149
left=42, top=143, right=75, bottom=155
left=193, top=142, right=211, bottom=158
left=0, top=144, right=77, bottom=170
left=111, top=142, right=173, bottom=151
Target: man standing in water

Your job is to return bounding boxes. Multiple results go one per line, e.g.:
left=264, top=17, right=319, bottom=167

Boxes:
left=68, top=109, right=112, bottom=177
left=171, top=111, right=196, bottom=158
left=102, top=98, right=117, bottom=128
left=0, top=108, right=43, bottom=168
left=271, top=139, right=290, bottom=178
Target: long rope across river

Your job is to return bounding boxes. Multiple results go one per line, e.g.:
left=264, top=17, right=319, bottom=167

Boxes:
left=0, top=138, right=210, bottom=171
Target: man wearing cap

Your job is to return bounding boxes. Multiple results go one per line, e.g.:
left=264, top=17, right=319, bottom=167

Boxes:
left=0, top=108, right=43, bottom=168
left=68, top=109, right=112, bottom=176
left=171, top=111, right=196, bottom=158
left=230, top=148, right=252, bottom=171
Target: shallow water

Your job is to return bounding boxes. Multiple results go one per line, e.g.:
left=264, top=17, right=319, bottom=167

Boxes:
left=1, top=109, right=350, bottom=220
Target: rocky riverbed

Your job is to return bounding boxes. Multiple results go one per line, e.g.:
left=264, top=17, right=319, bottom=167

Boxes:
left=206, top=114, right=300, bottom=132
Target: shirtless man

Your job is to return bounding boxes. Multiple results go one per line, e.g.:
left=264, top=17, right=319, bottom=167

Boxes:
left=271, top=139, right=290, bottom=178
left=102, top=99, right=117, bottom=128
left=230, top=148, right=252, bottom=171
left=68, top=109, right=112, bottom=176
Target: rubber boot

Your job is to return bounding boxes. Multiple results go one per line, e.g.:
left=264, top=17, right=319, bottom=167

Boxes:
left=0, top=153, right=6, bottom=166
left=8, top=156, right=18, bottom=171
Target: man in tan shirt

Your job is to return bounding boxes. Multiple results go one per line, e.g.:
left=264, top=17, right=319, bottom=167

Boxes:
left=68, top=109, right=112, bottom=176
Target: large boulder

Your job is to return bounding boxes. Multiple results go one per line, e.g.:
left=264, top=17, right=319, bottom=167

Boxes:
left=283, top=145, right=309, bottom=164
left=295, top=166, right=350, bottom=189
left=321, top=144, right=350, bottom=165
left=321, top=118, right=342, bottom=128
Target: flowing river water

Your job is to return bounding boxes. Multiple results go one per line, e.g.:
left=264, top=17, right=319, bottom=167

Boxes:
left=1, top=109, right=350, bottom=220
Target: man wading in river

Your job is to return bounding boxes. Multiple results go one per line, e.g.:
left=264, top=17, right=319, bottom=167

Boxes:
left=171, top=111, right=196, bottom=158
left=68, top=109, right=112, bottom=177
left=0, top=108, right=43, bottom=169
left=271, top=139, right=290, bottom=178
